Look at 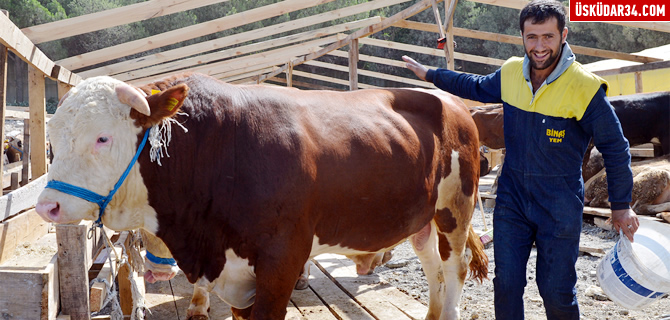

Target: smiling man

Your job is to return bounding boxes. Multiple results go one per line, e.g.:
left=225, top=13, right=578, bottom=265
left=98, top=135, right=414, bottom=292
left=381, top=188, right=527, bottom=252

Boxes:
left=403, top=0, right=637, bottom=319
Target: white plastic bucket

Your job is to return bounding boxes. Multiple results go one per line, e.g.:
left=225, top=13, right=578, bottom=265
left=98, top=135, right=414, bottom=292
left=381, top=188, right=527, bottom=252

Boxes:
left=597, top=219, right=670, bottom=309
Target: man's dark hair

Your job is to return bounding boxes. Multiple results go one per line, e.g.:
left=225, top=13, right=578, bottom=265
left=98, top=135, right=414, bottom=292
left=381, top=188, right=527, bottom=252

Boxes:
left=519, top=0, right=567, bottom=33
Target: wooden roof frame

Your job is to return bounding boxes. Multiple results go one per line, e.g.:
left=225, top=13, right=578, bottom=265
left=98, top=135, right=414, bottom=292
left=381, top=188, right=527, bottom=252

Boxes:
left=5, top=0, right=670, bottom=91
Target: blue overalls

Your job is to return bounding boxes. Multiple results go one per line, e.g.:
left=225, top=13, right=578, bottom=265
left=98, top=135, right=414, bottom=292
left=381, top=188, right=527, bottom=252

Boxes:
left=426, top=43, right=633, bottom=319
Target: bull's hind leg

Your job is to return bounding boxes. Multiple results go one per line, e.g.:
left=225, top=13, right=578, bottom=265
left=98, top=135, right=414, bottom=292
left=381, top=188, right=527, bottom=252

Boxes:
left=418, top=150, right=479, bottom=320
left=410, top=221, right=447, bottom=320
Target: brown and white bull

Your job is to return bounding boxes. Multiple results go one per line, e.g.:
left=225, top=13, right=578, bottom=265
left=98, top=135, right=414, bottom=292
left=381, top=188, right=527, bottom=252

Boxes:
left=36, top=73, right=487, bottom=320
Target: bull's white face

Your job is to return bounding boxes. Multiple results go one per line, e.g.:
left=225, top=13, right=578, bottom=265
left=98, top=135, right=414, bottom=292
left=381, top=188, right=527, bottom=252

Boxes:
left=36, top=76, right=155, bottom=230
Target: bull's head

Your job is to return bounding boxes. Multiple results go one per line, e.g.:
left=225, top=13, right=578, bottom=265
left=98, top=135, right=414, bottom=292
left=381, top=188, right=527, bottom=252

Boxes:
left=35, top=76, right=188, bottom=231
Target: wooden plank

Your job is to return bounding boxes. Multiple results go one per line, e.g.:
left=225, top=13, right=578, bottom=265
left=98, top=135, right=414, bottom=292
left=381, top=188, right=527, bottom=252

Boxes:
left=327, top=49, right=442, bottom=71
left=57, top=0, right=338, bottom=71
left=28, top=66, right=47, bottom=179
left=79, top=0, right=407, bottom=78
left=22, top=0, right=230, bottom=44
left=21, top=120, right=30, bottom=186
left=0, top=42, right=6, bottom=192
left=289, top=282, right=338, bottom=320
left=583, top=206, right=612, bottom=218
left=258, top=0, right=443, bottom=83
left=0, top=253, right=59, bottom=320
left=113, top=17, right=377, bottom=81
left=56, top=223, right=91, bottom=320
left=0, top=174, right=47, bottom=222
left=314, top=254, right=428, bottom=320
left=127, top=35, right=344, bottom=85
left=0, top=208, right=49, bottom=264
left=594, top=60, right=670, bottom=77
left=359, top=37, right=506, bottom=67
left=265, top=77, right=343, bottom=91
left=304, top=60, right=433, bottom=88
left=292, top=70, right=377, bottom=89
left=348, top=39, right=359, bottom=90
left=0, top=13, right=56, bottom=82
left=307, top=256, right=375, bottom=320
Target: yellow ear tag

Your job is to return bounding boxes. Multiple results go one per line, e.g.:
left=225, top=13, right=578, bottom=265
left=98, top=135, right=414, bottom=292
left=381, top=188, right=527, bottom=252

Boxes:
left=166, top=97, right=179, bottom=111
left=151, top=89, right=161, bottom=95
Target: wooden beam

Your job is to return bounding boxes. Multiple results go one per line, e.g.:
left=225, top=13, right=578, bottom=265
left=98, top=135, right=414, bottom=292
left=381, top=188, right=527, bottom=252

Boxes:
left=0, top=209, right=49, bottom=264
left=593, top=60, right=670, bottom=77
left=57, top=0, right=339, bottom=71
left=127, top=35, right=343, bottom=85
left=634, top=71, right=643, bottom=93
left=28, top=66, right=47, bottom=179
left=305, top=60, right=433, bottom=88
left=394, top=20, right=662, bottom=64
left=359, top=37, right=506, bottom=66
left=0, top=13, right=54, bottom=83
left=110, top=17, right=379, bottom=81
left=57, top=223, right=91, bottom=320
left=266, top=77, right=343, bottom=91
left=327, top=49, right=442, bottom=71
left=292, top=70, right=377, bottom=89
left=0, top=175, right=47, bottom=222
left=22, top=0, right=230, bottom=44
left=258, top=0, right=442, bottom=83
left=348, top=39, right=359, bottom=90
left=80, top=0, right=408, bottom=78
left=0, top=43, right=6, bottom=191
left=0, top=251, right=60, bottom=320
left=445, top=0, right=458, bottom=69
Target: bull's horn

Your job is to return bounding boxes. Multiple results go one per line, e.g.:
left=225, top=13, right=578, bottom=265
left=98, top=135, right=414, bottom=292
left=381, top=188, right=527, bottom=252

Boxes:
left=116, top=84, right=151, bottom=116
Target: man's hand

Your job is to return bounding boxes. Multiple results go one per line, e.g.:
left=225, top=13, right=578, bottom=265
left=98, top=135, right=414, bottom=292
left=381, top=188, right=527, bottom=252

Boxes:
left=611, top=208, right=639, bottom=242
left=402, top=56, right=428, bottom=81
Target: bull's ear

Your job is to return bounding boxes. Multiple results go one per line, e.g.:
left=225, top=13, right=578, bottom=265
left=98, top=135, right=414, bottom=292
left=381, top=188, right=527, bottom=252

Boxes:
left=116, top=84, right=151, bottom=116
left=132, top=84, right=189, bottom=128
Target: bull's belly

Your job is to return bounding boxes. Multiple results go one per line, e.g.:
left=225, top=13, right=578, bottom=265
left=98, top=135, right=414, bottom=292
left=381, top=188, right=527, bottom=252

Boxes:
left=205, top=249, right=256, bottom=309
left=309, top=235, right=401, bottom=257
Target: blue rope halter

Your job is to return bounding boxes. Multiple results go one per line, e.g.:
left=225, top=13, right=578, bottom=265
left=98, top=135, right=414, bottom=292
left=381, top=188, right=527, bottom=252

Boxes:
left=45, top=128, right=151, bottom=227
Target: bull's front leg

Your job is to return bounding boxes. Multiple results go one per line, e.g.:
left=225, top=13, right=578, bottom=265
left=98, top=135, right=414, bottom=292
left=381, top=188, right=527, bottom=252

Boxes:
left=187, top=283, right=211, bottom=320
left=246, top=251, right=309, bottom=319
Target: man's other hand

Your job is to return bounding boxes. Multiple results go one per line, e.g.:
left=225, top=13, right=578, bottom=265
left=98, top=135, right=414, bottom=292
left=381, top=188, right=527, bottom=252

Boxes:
left=611, top=208, right=639, bottom=242
left=402, top=56, right=428, bottom=81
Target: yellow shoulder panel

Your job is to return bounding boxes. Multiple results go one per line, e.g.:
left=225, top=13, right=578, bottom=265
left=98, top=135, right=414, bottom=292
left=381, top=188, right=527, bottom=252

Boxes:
left=501, top=59, right=608, bottom=120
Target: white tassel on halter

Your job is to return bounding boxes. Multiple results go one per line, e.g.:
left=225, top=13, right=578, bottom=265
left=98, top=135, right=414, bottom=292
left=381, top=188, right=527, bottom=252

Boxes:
left=148, top=113, right=188, bottom=165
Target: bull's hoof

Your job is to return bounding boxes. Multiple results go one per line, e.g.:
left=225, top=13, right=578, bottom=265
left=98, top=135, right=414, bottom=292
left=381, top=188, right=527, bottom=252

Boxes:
left=187, top=315, right=209, bottom=320
left=294, top=277, right=309, bottom=290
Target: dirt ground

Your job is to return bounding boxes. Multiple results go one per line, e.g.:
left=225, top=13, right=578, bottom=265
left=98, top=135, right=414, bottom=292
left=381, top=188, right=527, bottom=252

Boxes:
left=374, top=205, right=670, bottom=320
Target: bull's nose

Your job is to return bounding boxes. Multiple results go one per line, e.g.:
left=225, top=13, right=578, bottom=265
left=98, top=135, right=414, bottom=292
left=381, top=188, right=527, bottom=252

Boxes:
left=36, top=201, right=61, bottom=222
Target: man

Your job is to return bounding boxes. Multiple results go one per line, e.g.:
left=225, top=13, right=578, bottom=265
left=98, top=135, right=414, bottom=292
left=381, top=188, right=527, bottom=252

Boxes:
left=403, top=0, right=638, bottom=318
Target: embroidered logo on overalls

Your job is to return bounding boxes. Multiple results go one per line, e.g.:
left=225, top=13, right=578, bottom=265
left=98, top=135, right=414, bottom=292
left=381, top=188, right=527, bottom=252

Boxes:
left=546, top=128, right=565, bottom=143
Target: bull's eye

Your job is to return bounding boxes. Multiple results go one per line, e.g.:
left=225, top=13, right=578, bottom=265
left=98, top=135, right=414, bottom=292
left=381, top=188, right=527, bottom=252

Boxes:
left=97, top=137, right=109, bottom=143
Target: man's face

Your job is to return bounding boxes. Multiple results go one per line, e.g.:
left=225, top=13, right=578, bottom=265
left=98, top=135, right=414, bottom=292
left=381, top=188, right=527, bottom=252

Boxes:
left=522, top=16, right=567, bottom=71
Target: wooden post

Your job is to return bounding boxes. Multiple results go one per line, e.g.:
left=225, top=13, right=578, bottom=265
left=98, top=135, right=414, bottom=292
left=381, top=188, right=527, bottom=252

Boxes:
left=28, top=66, right=47, bottom=179
left=431, top=0, right=446, bottom=38
left=57, top=81, right=70, bottom=101
left=634, top=71, right=643, bottom=93
left=10, top=172, right=18, bottom=191
left=445, top=0, right=459, bottom=70
left=57, top=223, right=91, bottom=320
left=21, top=121, right=30, bottom=186
left=287, top=62, right=293, bottom=87
left=0, top=12, right=7, bottom=191
left=348, top=39, right=359, bottom=91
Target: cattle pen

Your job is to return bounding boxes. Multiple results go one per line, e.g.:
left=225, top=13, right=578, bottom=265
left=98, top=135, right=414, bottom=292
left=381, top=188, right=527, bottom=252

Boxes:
left=0, top=1, right=669, bottom=319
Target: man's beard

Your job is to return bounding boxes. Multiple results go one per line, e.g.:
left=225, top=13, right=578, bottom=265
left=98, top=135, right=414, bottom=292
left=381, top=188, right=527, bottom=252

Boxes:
left=527, top=43, right=562, bottom=70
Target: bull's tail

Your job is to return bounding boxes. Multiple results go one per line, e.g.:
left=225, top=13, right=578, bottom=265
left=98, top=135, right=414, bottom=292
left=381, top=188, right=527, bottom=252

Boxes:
left=466, top=224, right=489, bottom=282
